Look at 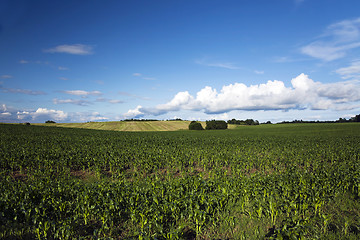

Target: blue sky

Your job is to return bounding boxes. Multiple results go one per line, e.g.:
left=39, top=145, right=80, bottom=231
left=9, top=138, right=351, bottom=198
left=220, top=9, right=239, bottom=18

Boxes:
left=1, top=0, right=360, bottom=123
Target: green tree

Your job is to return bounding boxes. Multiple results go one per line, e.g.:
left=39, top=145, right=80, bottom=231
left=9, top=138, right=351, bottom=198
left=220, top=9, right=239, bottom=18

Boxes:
left=205, top=120, right=227, bottom=130
left=188, top=121, right=204, bottom=130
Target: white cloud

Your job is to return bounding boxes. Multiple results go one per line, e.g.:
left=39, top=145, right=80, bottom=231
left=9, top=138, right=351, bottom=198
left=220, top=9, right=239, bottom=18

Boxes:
left=124, top=73, right=360, bottom=118
left=19, top=60, right=29, bottom=64
left=96, top=98, right=124, bottom=104
left=0, top=104, right=110, bottom=123
left=62, top=90, right=102, bottom=96
left=53, top=98, right=91, bottom=106
left=336, top=61, right=360, bottom=79
left=206, top=63, right=240, bottom=70
left=301, top=42, right=360, bottom=61
left=59, top=77, right=69, bottom=81
left=0, top=104, right=12, bottom=119
left=17, top=108, right=68, bottom=122
left=254, top=70, right=264, bottom=74
left=133, top=73, right=156, bottom=80
left=142, top=77, right=156, bottom=80
left=44, top=44, right=93, bottom=55
left=0, top=75, right=13, bottom=79
left=58, top=66, right=69, bottom=70
left=301, top=18, right=360, bottom=61
left=108, top=99, right=124, bottom=104
left=1, top=87, right=46, bottom=95
left=195, top=59, right=240, bottom=70
left=124, top=105, right=144, bottom=119
left=71, top=112, right=108, bottom=122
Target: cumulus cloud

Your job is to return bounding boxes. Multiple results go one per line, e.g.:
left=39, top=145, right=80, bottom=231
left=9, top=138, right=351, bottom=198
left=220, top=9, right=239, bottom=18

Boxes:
left=44, top=44, right=94, bottom=55
left=301, top=18, right=360, bottom=61
left=0, top=104, right=110, bottom=123
left=17, top=108, right=68, bottom=122
left=124, top=105, right=145, bottom=119
left=0, top=104, right=12, bottom=121
left=124, top=73, right=360, bottom=118
left=336, top=61, right=360, bottom=79
left=62, top=90, right=102, bottom=96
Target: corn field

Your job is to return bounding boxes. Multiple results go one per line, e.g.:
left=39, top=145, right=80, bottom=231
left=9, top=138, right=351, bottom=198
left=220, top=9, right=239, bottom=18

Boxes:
left=0, top=123, right=360, bottom=239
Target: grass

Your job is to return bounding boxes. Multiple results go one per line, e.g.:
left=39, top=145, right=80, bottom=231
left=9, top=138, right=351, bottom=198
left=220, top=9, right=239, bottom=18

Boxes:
left=1, top=122, right=359, bottom=239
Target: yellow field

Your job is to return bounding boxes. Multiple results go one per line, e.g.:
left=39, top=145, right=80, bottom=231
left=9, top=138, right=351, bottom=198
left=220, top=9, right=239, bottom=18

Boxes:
left=34, top=121, right=238, bottom=131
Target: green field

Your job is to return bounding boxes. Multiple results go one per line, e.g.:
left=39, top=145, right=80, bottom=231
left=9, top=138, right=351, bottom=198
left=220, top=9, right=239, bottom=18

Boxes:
left=1, top=123, right=360, bottom=239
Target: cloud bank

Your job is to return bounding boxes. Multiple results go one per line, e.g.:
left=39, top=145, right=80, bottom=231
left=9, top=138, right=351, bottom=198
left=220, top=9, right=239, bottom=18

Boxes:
left=124, top=73, right=360, bottom=118
left=0, top=104, right=109, bottom=123
left=17, top=108, right=68, bottom=122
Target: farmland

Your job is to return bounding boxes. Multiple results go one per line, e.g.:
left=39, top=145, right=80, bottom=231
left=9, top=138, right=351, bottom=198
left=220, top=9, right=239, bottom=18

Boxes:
left=1, top=123, right=360, bottom=239
left=34, top=120, right=238, bottom=132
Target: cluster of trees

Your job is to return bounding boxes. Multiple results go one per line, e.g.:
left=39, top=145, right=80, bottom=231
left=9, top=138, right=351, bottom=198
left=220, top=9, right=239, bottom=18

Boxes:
left=189, top=120, right=228, bottom=130
left=123, top=119, right=159, bottom=121
left=227, top=118, right=259, bottom=125
left=206, top=120, right=228, bottom=130
left=45, top=120, right=56, bottom=123
left=337, top=114, right=360, bottom=123
left=279, top=114, right=360, bottom=124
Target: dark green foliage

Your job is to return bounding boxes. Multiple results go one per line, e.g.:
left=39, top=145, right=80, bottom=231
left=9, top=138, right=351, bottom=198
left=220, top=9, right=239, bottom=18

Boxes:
left=123, top=118, right=158, bottom=121
left=227, top=118, right=246, bottom=125
left=227, top=118, right=259, bottom=125
left=167, top=118, right=183, bottom=121
left=45, top=120, right=56, bottom=123
left=188, top=121, right=204, bottom=130
left=244, top=119, right=259, bottom=125
left=353, top=114, right=360, bottom=122
left=205, top=120, right=227, bottom=130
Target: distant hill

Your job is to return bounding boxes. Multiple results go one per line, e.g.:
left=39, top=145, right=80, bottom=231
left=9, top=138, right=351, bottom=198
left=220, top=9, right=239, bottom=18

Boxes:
left=35, top=121, right=197, bottom=131
left=35, top=120, right=238, bottom=132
